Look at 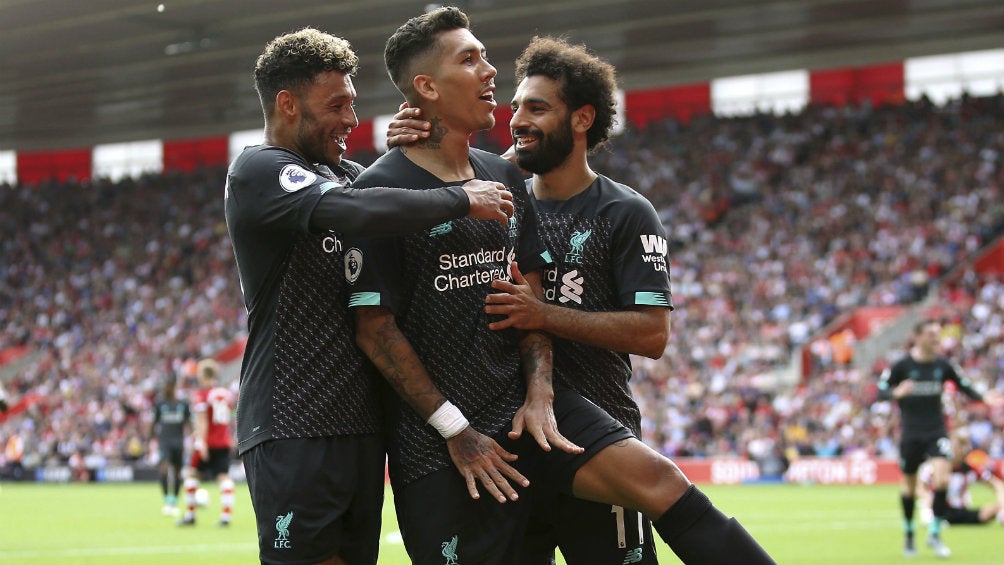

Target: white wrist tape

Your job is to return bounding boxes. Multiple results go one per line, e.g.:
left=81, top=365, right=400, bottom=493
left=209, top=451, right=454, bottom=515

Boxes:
left=427, top=401, right=469, bottom=439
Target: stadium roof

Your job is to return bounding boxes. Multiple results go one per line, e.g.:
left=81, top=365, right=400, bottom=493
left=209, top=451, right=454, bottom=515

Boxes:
left=1, top=0, right=1002, bottom=152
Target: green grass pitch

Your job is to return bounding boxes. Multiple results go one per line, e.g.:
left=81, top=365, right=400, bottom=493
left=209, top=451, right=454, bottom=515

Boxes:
left=0, top=481, right=999, bottom=564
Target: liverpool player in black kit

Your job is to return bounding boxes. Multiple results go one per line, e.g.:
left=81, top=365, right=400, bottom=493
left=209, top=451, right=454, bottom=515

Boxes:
left=225, top=28, right=514, bottom=565
left=362, top=10, right=775, bottom=565
left=878, top=319, right=1003, bottom=557
left=150, top=377, right=191, bottom=517
left=483, top=36, right=776, bottom=565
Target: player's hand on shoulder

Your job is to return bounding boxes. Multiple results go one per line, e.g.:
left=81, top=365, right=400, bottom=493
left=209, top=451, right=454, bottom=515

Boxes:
left=462, top=180, right=514, bottom=226
left=446, top=426, right=528, bottom=504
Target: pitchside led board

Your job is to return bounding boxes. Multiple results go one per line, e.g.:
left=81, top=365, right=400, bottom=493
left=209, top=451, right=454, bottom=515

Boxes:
left=2, top=48, right=1003, bottom=185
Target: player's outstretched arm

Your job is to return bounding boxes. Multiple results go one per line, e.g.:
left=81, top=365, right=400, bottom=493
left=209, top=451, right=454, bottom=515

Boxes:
left=354, top=305, right=528, bottom=503
left=310, top=179, right=512, bottom=235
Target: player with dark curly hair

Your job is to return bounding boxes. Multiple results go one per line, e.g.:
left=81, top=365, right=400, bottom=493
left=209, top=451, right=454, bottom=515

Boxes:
left=487, top=34, right=775, bottom=565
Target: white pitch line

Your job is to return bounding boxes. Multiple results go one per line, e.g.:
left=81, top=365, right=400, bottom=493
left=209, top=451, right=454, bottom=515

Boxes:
left=0, top=542, right=257, bottom=560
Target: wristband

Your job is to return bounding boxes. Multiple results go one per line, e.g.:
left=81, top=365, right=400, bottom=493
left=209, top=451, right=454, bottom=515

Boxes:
left=427, top=401, right=469, bottom=439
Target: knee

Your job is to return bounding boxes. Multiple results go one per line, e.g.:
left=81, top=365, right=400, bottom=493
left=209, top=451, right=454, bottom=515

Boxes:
left=620, top=449, right=692, bottom=517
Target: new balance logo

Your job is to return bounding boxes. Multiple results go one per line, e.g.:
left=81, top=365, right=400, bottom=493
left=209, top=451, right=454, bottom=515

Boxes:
left=623, top=547, right=644, bottom=564
left=429, top=222, right=453, bottom=238
left=558, top=270, right=584, bottom=304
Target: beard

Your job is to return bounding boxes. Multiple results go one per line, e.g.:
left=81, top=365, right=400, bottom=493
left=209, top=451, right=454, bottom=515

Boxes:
left=514, top=120, right=574, bottom=174
left=295, top=107, right=340, bottom=167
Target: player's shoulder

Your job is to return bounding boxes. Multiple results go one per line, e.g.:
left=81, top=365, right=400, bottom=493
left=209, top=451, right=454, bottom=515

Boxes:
left=470, top=147, right=524, bottom=183
left=228, top=145, right=324, bottom=197
left=231, top=145, right=304, bottom=177
left=590, top=174, right=662, bottom=228
left=595, top=175, right=655, bottom=209
left=353, top=148, right=409, bottom=187
left=338, top=159, right=366, bottom=178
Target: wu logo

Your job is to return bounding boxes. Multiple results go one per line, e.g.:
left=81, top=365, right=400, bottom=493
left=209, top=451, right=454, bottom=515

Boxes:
left=441, top=534, right=459, bottom=565
left=558, top=270, right=584, bottom=304
left=429, top=221, right=453, bottom=238
left=274, top=511, right=293, bottom=549
left=565, top=229, right=591, bottom=264
left=639, top=234, right=667, bottom=256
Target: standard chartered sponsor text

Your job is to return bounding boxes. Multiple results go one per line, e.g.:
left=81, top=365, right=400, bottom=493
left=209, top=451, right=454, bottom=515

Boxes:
left=435, top=247, right=509, bottom=291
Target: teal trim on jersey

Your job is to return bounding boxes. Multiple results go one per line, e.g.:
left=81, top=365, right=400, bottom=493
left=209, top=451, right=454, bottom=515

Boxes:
left=348, top=292, right=381, bottom=307
left=318, top=181, right=344, bottom=194
left=635, top=291, right=670, bottom=306
left=540, top=250, right=554, bottom=264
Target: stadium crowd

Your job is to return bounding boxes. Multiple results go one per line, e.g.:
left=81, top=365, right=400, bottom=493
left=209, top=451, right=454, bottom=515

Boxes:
left=0, top=168, right=245, bottom=475
left=2, top=92, right=1003, bottom=478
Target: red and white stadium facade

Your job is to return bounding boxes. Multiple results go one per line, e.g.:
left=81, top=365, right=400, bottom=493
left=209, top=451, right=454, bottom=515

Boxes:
left=6, top=48, right=1003, bottom=186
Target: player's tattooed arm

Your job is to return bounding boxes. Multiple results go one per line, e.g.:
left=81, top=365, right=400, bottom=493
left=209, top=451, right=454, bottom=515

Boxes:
left=354, top=305, right=528, bottom=503
left=508, top=270, right=583, bottom=455
left=356, top=306, right=442, bottom=410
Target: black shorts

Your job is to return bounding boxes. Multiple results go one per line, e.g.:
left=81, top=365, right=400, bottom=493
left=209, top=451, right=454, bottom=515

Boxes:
left=543, top=386, right=635, bottom=493
left=943, top=507, right=983, bottom=525
left=159, top=443, right=184, bottom=468
left=392, top=430, right=542, bottom=565
left=195, top=447, right=232, bottom=478
left=519, top=387, right=652, bottom=564
left=520, top=493, right=658, bottom=565
left=244, top=436, right=385, bottom=565
left=899, top=434, right=951, bottom=475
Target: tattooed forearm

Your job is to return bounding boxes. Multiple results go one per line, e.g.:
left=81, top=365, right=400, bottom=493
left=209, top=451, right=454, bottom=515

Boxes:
left=519, top=331, right=552, bottom=387
left=358, top=309, right=443, bottom=417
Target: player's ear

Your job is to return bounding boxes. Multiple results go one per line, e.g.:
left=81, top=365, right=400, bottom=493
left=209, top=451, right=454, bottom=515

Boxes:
left=413, top=74, right=440, bottom=103
left=571, top=104, right=595, bottom=134
left=275, top=90, right=298, bottom=121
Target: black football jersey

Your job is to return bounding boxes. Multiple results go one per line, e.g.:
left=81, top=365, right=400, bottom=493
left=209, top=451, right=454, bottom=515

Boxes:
left=153, top=399, right=191, bottom=447
left=532, top=175, right=673, bottom=435
left=225, top=146, right=379, bottom=454
left=878, top=355, right=982, bottom=438
left=346, top=147, right=550, bottom=486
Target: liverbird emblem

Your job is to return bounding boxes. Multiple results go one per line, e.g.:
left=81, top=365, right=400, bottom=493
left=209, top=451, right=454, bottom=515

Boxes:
left=441, top=534, right=459, bottom=564
left=565, top=229, right=592, bottom=264
left=275, top=511, right=293, bottom=541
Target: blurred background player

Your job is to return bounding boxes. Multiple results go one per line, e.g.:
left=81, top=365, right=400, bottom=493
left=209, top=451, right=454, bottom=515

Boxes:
left=0, top=380, right=8, bottom=412
left=877, top=319, right=1004, bottom=557
left=150, top=376, right=191, bottom=516
left=919, top=428, right=1004, bottom=527
left=179, top=358, right=235, bottom=527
